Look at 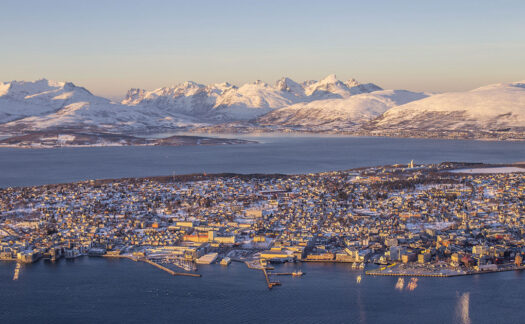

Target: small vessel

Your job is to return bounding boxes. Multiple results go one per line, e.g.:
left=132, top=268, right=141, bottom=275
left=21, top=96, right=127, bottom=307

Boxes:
left=220, top=257, right=231, bottom=266
left=395, top=277, right=405, bottom=290
left=356, top=275, right=362, bottom=284
left=292, top=271, right=304, bottom=277
left=359, top=263, right=365, bottom=269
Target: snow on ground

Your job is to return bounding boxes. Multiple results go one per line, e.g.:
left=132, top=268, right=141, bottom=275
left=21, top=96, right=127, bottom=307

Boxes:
left=373, top=80, right=525, bottom=131
left=451, top=167, right=525, bottom=174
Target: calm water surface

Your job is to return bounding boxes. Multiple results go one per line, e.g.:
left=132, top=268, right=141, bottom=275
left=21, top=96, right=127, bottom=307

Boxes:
left=0, top=135, right=523, bottom=188
left=1, top=258, right=524, bottom=323
left=1, top=136, right=524, bottom=323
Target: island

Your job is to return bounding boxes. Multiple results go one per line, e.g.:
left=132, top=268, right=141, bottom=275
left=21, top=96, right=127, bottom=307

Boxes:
left=1, top=162, right=524, bottom=288
left=0, top=131, right=254, bottom=148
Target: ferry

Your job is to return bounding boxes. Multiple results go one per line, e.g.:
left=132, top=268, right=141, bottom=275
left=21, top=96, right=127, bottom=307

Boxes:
left=220, top=257, right=231, bottom=266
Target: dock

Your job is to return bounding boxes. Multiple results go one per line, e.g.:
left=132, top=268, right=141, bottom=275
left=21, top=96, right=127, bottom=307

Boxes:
left=365, top=264, right=525, bottom=278
left=104, top=254, right=200, bottom=277
left=140, top=258, right=201, bottom=277
left=103, top=254, right=138, bottom=261
left=270, top=271, right=304, bottom=277
left=262, top=267, right=281, bottom=289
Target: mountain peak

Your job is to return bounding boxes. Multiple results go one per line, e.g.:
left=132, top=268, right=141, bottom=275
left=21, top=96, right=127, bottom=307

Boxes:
left=319, top=74, right=339, bottom=84
left=275, top=77, right=304, bottom=96
left=345, top=78, right=360, bottom=88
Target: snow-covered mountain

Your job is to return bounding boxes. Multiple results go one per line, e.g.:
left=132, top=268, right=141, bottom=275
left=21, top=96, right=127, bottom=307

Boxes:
left=2, top=77, right=522, bottom=139
left=0, top=79, right=104, bottom=124
left=0, top=79, right=201, bottom=133
left=121, top=75, right=382, bottom=121
left=122, top=81, right=234, bottom=117
left=256, top=90, right=428, bottom=131
left=304, top=74, right=382, bottom=100
left=367, top=81, right=525, bottom=132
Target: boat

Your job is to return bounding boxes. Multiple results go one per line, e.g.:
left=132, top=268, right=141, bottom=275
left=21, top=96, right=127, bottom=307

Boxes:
left=356, top=275, right=362, bottom=284
left=220, top=257, right=231, bottom=266
left=292, top=271, right=304, bottom=276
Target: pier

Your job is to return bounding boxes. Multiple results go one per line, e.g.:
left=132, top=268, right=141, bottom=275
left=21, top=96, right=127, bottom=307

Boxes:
left=366, top=265, right=525, bottom=278
left=140, top=258, right=201, bottom=277
left=262, top=267, right=281, bottom=289
left=103, top=254, right=200, bottom=277
left=270, top=271, right=305, bottom=277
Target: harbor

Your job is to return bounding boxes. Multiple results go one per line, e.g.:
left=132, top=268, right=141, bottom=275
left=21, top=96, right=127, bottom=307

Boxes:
left=366, top=263, right=525, bottom=278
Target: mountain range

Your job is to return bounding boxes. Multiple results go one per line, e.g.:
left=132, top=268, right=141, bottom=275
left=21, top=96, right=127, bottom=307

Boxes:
left=0, top=76, right=524, bottom=140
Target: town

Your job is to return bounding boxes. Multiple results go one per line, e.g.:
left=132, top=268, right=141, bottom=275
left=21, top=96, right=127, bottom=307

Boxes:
left=1, top=162, right=524, bottom=285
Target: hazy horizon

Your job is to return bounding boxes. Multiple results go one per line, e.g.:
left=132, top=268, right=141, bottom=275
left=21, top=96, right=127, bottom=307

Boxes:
left=1, top=0, right=524, bottom=98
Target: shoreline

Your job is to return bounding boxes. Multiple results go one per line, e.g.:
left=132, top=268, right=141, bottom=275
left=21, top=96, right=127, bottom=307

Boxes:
left=4, top=256, right=525, bottom=280
left=366, top=264, right=525, bottom=278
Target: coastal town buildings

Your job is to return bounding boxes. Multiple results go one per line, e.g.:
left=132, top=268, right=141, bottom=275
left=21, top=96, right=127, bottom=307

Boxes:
left=0, top=162, right=523, bottom=277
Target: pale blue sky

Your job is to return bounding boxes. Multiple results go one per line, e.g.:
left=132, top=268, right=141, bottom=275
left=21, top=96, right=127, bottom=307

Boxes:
left=1, top=0, right=524, bottom=98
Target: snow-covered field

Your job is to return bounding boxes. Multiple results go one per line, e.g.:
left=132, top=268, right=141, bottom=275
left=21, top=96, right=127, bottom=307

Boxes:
left=450, top=167, right=525, bottom=174
left=371, top=81, right=525, bottom=132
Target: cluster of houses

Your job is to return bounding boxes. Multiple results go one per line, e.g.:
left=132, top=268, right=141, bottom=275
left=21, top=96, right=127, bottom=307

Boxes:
left=0, top=162, right=523, bottom=274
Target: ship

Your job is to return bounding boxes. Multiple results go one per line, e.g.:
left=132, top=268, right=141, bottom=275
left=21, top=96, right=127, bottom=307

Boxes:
left=292, top=271, right=304, bottom=277
left=220, top=257, right=231, bottom=266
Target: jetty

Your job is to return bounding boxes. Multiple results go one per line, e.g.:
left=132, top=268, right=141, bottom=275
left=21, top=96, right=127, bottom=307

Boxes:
left=366, top=264, right=525, bottom=278
left=140, top=258, right=201, bottom=277
left=270, top=271, right=305, bottom=277
left=262, top=267, right=281, bottom=289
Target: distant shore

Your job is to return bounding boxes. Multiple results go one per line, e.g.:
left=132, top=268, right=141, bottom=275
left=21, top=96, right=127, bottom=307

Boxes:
left=0, top=131, right=256, bottom=148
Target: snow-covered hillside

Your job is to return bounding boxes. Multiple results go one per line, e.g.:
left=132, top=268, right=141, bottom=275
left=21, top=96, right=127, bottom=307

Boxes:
left=304, top=74, right=382, bottom=100
left=256, top=90, right=428, bottom=131
left=0, top=79, right=201, bottom=132
left=0, top=79, right=105, bottom=124
left=122, top=81, right=234, bottom=117
left=2, top=77, right=523, bottom=139
left=122, top=75, right=382, bottom=121
left=368, top=81, right=525, bottom=132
